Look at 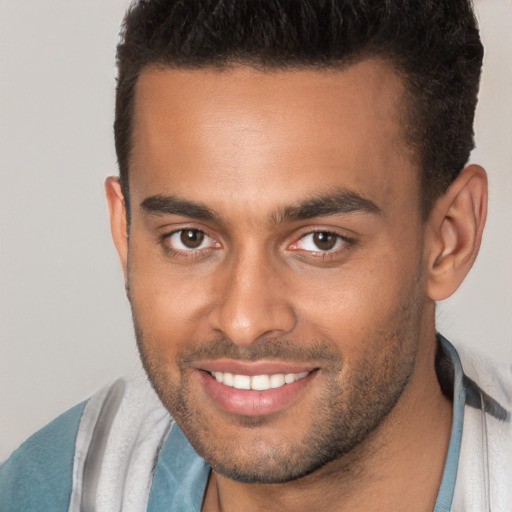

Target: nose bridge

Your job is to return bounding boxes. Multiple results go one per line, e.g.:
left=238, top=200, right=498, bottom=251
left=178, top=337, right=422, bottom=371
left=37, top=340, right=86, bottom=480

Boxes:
left=208, top=243, right=296, bottom=345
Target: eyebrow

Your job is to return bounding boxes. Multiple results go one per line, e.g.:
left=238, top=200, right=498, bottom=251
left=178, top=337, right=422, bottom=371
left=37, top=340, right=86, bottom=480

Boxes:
left=140, top=195, right=219, bottom=221
left=140, top=187, right=382, bottom=225
left=271, top=188, right=382, bottom=224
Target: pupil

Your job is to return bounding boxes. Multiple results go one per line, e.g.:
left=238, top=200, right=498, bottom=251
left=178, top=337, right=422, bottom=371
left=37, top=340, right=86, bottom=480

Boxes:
left=180, top=230, right=204, bottom=249
left=313, top=232, right=336, bottom=251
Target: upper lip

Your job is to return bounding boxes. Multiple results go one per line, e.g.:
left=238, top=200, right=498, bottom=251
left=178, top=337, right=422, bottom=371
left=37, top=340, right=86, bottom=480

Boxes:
left=193, top=359, right=317, bottom=376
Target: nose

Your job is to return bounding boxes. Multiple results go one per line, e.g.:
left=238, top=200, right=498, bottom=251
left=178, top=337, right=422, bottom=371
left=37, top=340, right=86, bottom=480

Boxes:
left=207, top=250, right=297, bottom=346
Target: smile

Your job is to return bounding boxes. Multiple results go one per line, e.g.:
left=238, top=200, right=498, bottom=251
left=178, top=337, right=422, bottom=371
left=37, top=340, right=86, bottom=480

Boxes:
left=210, top=371, right=310, bottom=391
left=197, top=365, right=317, bottom=416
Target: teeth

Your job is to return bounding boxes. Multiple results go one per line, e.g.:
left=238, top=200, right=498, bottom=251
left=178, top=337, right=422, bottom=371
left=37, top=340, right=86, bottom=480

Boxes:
left=251, top=374, right=270, bottom=391
left=270, top=374, right=285, bottom=388
left=223, top=373, right=234, bottom=387
left=284, top=373, right=296, bottom=384
left=211, top=370, right=309, bottom=391
left=233, top=374, right=251, bottom=390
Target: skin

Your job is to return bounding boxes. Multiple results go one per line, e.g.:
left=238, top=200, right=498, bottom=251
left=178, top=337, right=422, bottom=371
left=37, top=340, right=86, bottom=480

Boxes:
left=106, top=59, right=487, bottom=511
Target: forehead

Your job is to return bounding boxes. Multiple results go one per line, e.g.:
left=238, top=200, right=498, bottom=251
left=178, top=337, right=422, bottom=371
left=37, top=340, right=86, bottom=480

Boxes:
left=129, top=60, right=419, bottom=217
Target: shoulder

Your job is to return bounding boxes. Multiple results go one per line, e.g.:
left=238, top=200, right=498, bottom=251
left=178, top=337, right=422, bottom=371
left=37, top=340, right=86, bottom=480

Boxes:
left=0, top=374, right=170, bottom=512
left=68, top=374, right=174, bottom=510
left=0, top=401, right=87, bottom=512
left=452, top=342, right=512, bottom=511
left=456, top=342, right=512, bottom=412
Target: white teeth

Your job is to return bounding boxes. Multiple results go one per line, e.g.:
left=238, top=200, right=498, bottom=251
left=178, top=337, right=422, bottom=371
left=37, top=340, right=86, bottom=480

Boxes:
left=223, top=373, right=234, bottom=387
left=233, top=374, right=251, bottom=390
left=211, top=370, right=310, bottom=390
left=284, top=373, right=295, bottom=384
left=270, top=374, right=285, bottom=388
left=251, top=374, right=270, bottom=391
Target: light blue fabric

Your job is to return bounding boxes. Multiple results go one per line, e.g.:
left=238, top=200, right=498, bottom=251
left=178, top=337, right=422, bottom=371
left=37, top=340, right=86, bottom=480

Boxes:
left=0, top=401, right=87, bottom=512
left=433, top=335, right=465, bottom=512
left=147, top=421, right=210, bottom=512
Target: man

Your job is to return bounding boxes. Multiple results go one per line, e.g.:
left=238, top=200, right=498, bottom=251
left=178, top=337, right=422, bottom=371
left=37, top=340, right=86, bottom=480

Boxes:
left=1, top=0, right=510, bottom=511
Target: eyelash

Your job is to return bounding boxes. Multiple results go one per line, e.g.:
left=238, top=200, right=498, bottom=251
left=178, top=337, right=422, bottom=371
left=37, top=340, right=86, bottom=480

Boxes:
left=289, top=230, right=355, bottom=259
left=161, top=228, right=220, bottom=258
left=160, top=228, right=355, bottom=261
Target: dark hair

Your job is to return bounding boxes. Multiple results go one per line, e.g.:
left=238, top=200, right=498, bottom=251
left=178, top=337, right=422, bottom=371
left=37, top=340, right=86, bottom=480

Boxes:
left=115, top=0, right=483, bottom=218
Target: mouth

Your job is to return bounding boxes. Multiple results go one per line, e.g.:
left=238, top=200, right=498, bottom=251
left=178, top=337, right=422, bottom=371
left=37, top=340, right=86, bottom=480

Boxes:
left=194, top=362, right=318, bottom=417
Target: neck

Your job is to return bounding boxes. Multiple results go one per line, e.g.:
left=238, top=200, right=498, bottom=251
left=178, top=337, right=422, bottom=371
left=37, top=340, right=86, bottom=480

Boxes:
left=203, top=328, right=453, bottom=512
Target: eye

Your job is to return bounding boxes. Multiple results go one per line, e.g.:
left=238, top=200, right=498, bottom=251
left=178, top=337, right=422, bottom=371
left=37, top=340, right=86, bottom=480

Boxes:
left=293, top=231, right=346, bottom=252
left=165, top=229, right=218, bottom=252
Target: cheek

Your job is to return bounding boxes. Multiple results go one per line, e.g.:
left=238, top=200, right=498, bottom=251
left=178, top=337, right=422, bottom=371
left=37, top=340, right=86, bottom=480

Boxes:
left=293, top=245, right=423, bottom=355
left=127, top=248, right=214, bottom=362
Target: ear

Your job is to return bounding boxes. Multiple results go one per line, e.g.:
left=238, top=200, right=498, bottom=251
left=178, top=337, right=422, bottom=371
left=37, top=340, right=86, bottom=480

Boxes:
left=425, top=164, right=487, bottom=301
left=105, top=176, right=128, bottom=280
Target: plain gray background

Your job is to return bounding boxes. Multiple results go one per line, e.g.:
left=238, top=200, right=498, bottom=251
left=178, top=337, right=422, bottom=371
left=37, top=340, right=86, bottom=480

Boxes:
left=1, top=0, right=511, bottom=460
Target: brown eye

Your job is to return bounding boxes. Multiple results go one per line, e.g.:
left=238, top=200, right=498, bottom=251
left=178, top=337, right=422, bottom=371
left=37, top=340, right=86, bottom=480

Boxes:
left=291, top=231, right=345, bottom=254
left=165, top=229, right=219, bottom=255
left=179, top=229, right=205, bottom=249
left=312, top=232, right=338, bottom=251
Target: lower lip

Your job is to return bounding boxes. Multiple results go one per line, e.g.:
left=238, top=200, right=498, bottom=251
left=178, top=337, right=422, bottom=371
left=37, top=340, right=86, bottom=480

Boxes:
left=197, top=370, right=317, bottom=417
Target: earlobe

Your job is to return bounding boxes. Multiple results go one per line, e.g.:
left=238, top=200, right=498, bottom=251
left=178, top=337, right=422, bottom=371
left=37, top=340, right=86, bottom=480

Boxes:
left=105, top=176, right=129, bottom=279
left=426, top=165, right=487, bottom=301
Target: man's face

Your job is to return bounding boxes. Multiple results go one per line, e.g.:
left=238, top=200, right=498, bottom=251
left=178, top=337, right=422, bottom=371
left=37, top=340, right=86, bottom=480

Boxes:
left=125, top=60, right=428, bottom=482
